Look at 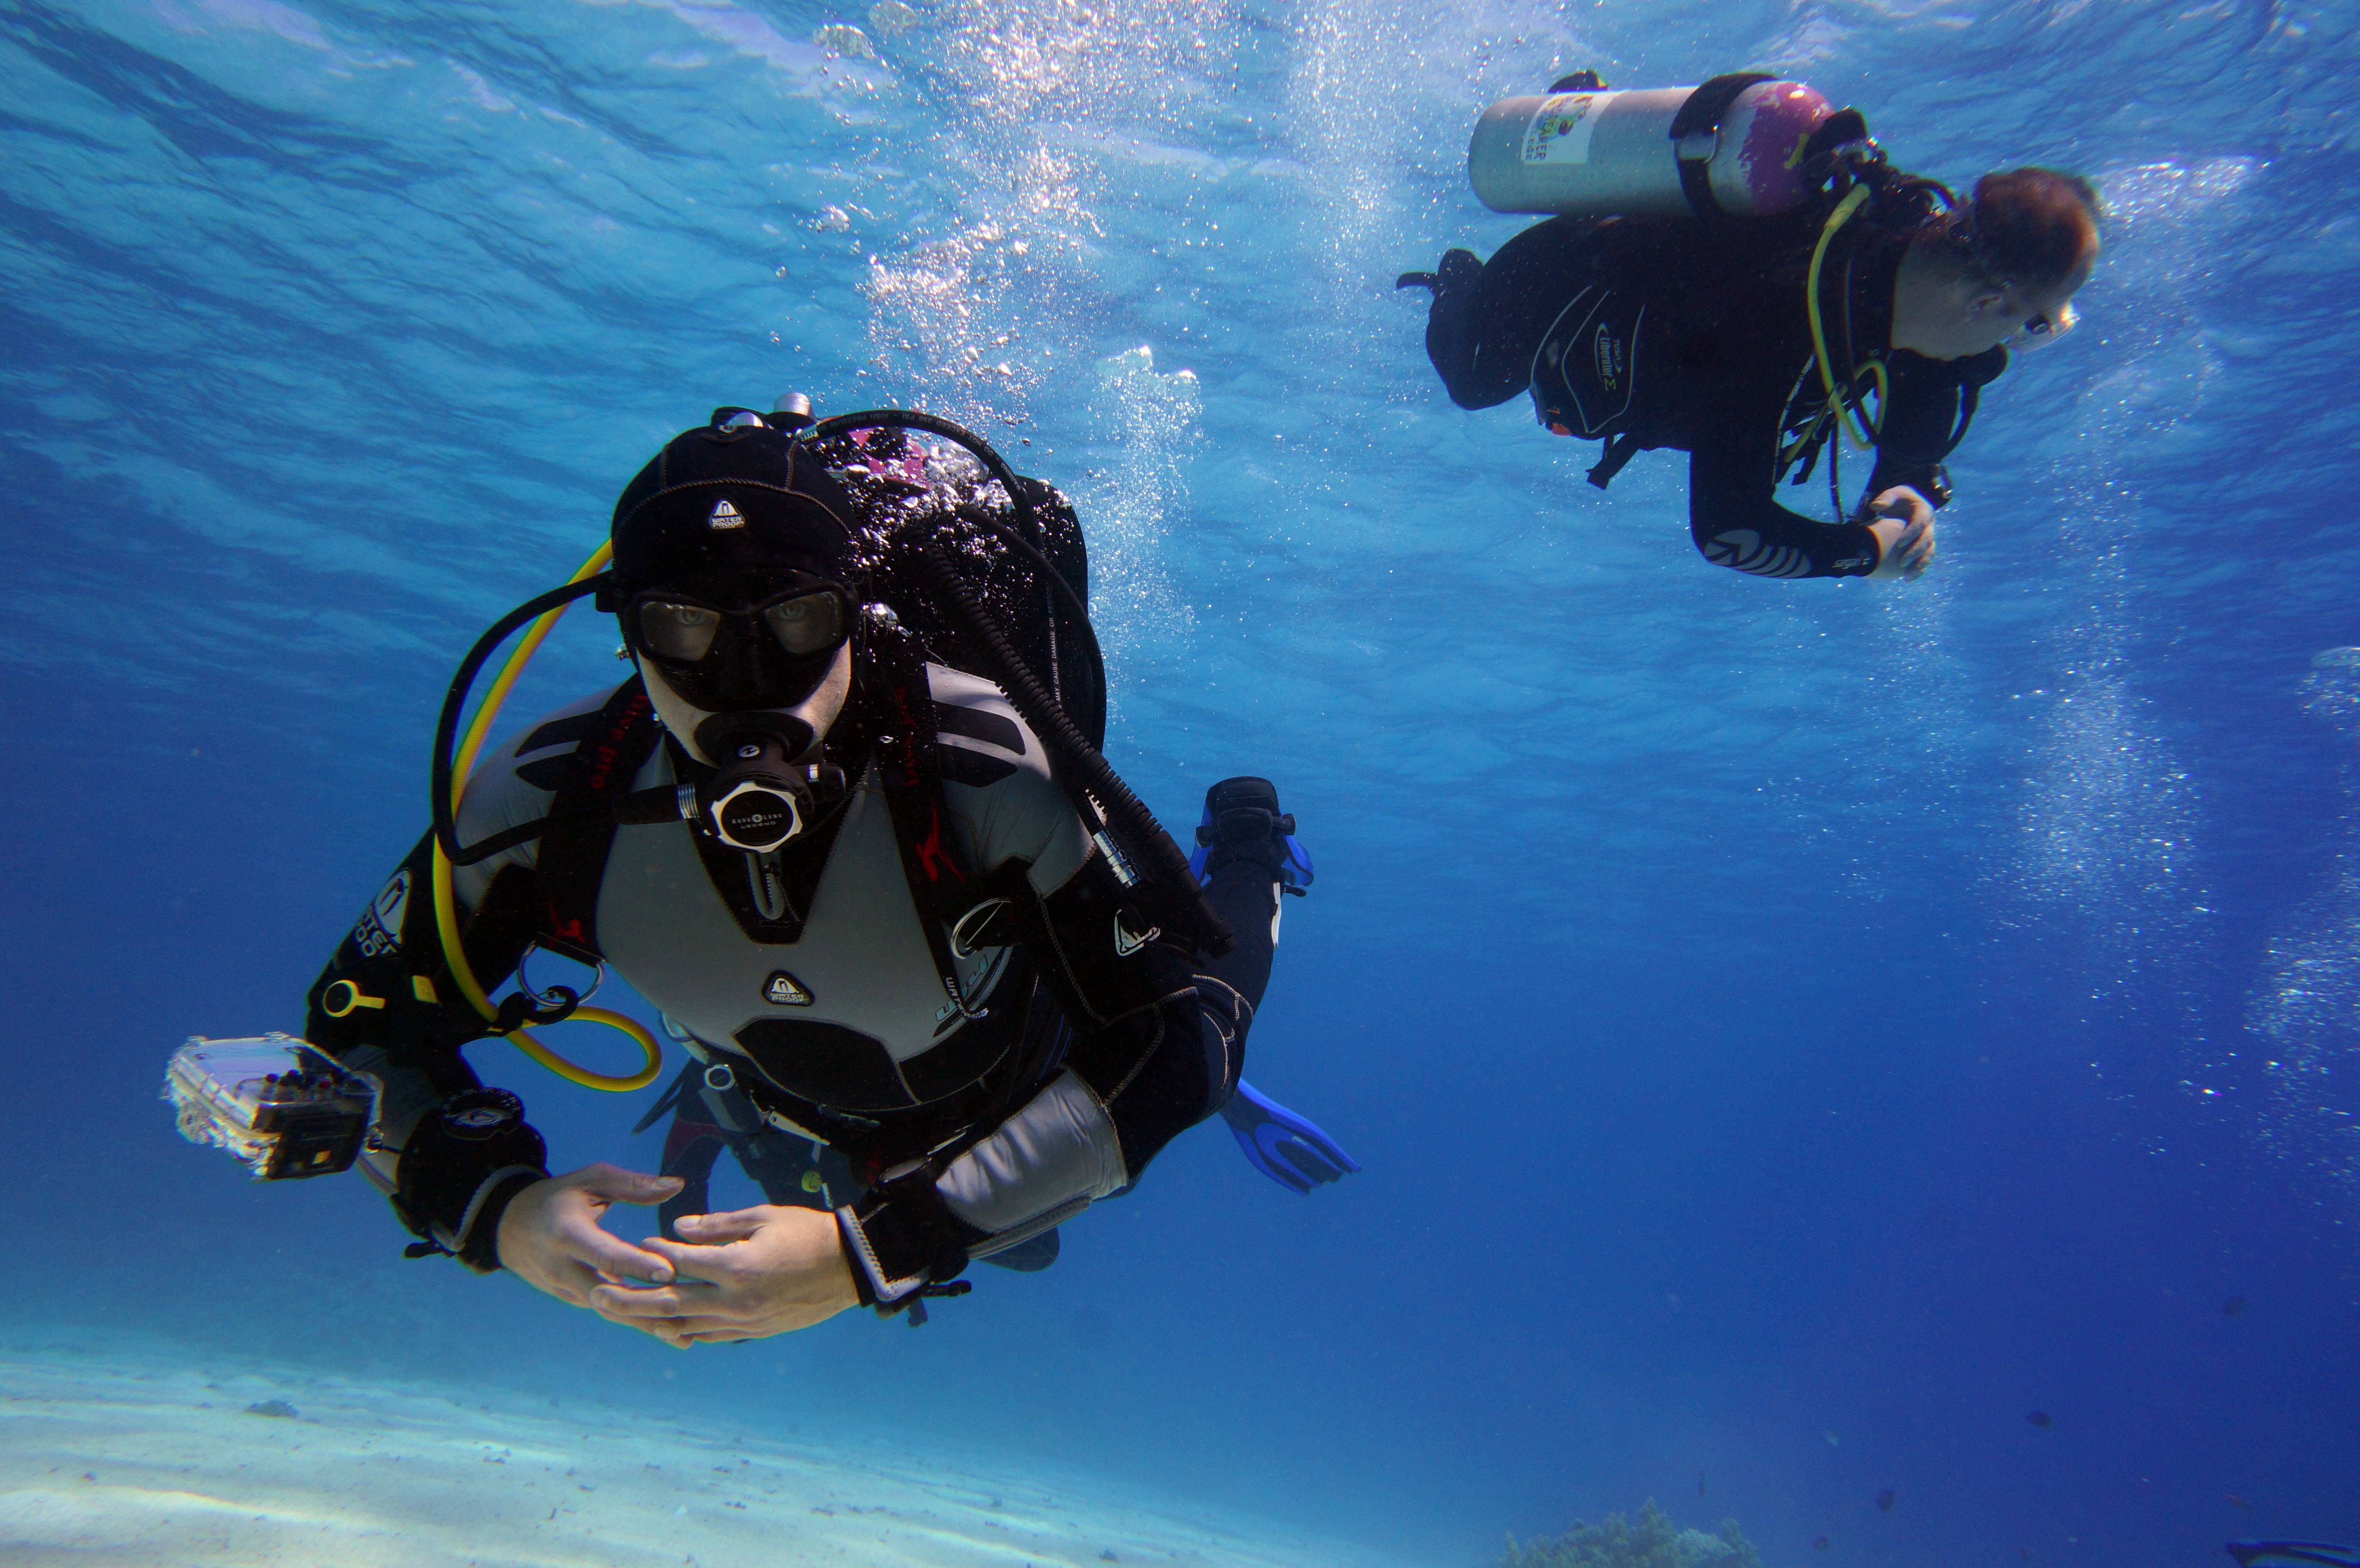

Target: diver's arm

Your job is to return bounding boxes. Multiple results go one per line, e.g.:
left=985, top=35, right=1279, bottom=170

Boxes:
left=302, top=829, right=555, bottom=1264
left=1687, top=398, right=1885, bottom=580
left=834, top=851, right=1223, bottom=1308
left=300, top=713, right=591, bottom=1269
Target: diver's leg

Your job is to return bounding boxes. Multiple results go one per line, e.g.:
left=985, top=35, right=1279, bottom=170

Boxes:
left=1190, top=779, right=1359, bottom=1192
left=1186, top=776, right=1311, bottom=1102
left=728, top=1124, right=829, bottom=1208
left=1414, top=215, right=1601, bottom=410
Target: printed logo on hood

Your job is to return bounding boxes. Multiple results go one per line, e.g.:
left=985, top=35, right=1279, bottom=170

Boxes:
left=708, top=497, right=746, bottom=530
left=762, top=970, right=814, bottom=1006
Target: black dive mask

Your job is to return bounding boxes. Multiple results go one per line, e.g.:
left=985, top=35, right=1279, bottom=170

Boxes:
left=623, top=571, right=854, bottom=713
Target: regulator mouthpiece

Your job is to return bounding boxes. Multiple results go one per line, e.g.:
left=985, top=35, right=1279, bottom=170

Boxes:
left=691, top=713, right=836, bottom=854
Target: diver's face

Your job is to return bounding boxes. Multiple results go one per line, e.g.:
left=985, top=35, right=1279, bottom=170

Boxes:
left=1896, top=240, right=2096, bottom=360
left=639, top=639, right=853, bottom=767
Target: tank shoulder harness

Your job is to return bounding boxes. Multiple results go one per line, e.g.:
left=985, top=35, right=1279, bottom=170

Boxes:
left=531, top=678, right=665, bottom=961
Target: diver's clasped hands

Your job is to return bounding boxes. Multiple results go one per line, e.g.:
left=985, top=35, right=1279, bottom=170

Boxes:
left=497, top=1163, right=859, bottom=1346
left=1863, top=486, right=1938, bottom=581
left=592, top=1202, right=860, bottom=1347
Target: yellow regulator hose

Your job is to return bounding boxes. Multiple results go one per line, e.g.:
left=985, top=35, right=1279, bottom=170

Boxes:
left=1805, top=184, right=1889, bottom=452
left=430, top=542, right=662, bottom=1092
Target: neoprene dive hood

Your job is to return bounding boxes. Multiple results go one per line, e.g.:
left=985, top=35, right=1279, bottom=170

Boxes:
left=602, top=408, right=858, bottom=597
left=597, top=408, right=868, bottom=853
left=1467, top=70, right=1849, bottom=220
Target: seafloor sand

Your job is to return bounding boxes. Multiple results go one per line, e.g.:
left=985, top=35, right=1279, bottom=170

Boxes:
left=0, top=1344, right=1394, bottom=1568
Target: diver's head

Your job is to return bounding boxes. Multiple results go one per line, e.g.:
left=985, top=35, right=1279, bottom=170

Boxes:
left=1893, top=168, right=2102, bottom=360
left=602, top=408, right=865, bottom=767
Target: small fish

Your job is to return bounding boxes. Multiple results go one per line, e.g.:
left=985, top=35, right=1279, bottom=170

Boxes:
left=1813, top=1536, right=1831, bottom=1552
left=1824, top=1429, right=1842, bottom=1446
left=1877, top=1488, right=1896, bottom=1513
left=2228, top=1494, right=2253, bottom=1510
left=2021, top=1550, right=2033, bottom=1563
left=2225, top=1297, right=2249, bottom=1317
left=245, top=1399, right=298, bottom=1419
left=1698, top=1471, right=1707, bottom=1498
left=2026, top=1410, right=2053, bottom=1428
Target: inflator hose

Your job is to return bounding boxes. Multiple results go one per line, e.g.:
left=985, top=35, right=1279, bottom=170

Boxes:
left=432, top=574, right=611, bottom=868
left=426, top=546, right=661, bottom=1093
left=913, top=540, right=1234, bottom=959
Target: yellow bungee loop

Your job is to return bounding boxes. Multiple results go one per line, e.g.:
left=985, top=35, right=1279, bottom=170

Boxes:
left=431, top=542, right=662, bottom=1092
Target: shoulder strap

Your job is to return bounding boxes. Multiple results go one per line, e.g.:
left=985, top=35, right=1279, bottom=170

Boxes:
left=535, top=679, right=663, bottom=962
left=860, top=621, right=1009, bottom=1027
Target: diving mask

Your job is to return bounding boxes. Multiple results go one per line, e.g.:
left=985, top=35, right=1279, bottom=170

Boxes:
left=2005, top=298, right=2078, bottom=353
left=624, top=573, right=854, bottom=713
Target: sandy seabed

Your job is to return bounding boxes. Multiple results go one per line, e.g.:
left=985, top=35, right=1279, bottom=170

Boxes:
left=0, top=1343, right=1392, bottom=1568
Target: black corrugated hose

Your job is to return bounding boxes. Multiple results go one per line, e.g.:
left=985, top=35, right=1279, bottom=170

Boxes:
left=913, top=540, right=1234, bottom=959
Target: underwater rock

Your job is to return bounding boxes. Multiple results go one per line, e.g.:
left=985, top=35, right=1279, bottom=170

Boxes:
left=1501, top=1500, right=1761, bottom=1568
left=245, top=1399, right=298, bottom=1419
left=867, top=0, right=920, bottom=33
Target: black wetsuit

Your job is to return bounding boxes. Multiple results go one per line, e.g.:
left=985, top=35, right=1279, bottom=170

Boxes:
left=1422, top=210, right=2008, bottom=579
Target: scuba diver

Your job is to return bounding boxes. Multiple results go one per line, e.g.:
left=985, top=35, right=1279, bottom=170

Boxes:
left=1401, top=72, right=2102, bottom=581
left=296, top=402, right=1354, bottom=1341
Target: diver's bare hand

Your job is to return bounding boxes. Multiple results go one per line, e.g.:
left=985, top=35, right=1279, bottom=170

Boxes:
left=495, top=1163, right=681, bottom=1308
left=1864, top=486, right=1937, bottom=580
left=588, top=1204, right=859, bottom=1346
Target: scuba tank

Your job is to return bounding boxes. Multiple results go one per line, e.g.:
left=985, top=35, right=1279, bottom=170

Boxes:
left=1468, top=71, right=1836, bottom=219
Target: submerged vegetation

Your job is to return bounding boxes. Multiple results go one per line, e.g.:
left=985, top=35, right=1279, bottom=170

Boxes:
left=1502, top=1501, right=1762, bottom=1568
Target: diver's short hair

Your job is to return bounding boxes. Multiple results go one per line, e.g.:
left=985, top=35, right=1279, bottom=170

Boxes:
left=1930, top=168, right=2102, bottom=295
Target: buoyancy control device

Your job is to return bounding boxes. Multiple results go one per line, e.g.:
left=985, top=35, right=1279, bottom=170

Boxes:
left=408, top=401, right=1229, bottom=1098
left=1467, top=70, right=1842, bottom=220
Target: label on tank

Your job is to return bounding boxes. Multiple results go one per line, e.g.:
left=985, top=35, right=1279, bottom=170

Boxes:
left=1521, top=92, right=1622, bottom=165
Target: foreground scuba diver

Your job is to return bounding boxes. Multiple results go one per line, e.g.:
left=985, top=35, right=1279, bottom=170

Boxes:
left=299, top=403, right=1351, bottom=1341
left=1402, top=73, right=2102, bottom=581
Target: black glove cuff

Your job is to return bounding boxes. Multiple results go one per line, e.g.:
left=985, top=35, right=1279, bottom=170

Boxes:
left=456, top=1169, right=547, bottom=1274
left=393, top=1089, right=549, bottom=1268
left=836, top=1170, right=973, bottom=1306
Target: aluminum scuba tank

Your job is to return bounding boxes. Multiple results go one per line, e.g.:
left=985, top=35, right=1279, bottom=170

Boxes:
left=1468, top=72, right=1836, bottom=219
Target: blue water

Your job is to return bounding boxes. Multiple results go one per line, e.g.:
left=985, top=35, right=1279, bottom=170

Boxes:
left=7, top=0, right=2360, bottom=1560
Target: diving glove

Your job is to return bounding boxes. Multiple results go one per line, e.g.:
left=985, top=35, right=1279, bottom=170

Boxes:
left=1222, top=1079, right=1360, bottom=1196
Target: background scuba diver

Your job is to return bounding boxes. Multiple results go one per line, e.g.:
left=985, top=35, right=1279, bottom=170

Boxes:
left=1405, top=125, right=2101, bottom=581
left=301, top=404, right=1352, bottom=1343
